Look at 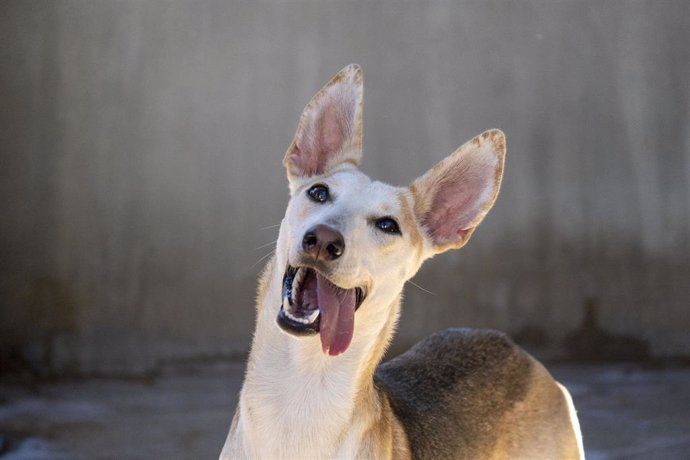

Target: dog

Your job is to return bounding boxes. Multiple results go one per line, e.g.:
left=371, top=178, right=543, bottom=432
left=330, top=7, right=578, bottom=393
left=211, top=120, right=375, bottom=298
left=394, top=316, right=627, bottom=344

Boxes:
left=220, top=64, right=584, bottom=459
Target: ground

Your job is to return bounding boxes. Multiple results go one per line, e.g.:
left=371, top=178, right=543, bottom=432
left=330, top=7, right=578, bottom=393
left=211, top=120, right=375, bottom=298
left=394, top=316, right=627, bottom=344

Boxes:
left=0, top=361, right=689, bottom=459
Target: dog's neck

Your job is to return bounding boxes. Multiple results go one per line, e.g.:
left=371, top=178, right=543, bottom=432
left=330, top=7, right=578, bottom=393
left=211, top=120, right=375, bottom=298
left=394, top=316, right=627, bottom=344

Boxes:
left=234, top=257, right=402, bottom=458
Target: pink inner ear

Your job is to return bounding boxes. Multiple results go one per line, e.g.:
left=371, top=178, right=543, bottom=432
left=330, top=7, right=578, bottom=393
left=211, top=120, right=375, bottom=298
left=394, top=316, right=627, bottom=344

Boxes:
left=317, top=101, right=350, bottom=158
left=288, top=84, right=357, bottom=178
left=422, top=158, right=496, bottom=247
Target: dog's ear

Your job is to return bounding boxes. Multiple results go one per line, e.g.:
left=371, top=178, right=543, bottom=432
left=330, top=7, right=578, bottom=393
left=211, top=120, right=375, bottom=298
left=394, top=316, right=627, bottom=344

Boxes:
left=410, top=129, right=505, bottom=253
left=283, top=64, right=363, bottom=183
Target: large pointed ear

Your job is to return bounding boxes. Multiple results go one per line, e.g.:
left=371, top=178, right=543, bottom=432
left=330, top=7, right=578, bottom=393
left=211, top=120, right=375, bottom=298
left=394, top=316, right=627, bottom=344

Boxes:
left=410, top=129, right=506, bottom=253
left=283, top=64, right=364, bottom=183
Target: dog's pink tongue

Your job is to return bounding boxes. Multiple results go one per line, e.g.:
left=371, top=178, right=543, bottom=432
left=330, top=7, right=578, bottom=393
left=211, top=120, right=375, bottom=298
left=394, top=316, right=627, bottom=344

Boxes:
left=317, top=273, right=355, bottom=356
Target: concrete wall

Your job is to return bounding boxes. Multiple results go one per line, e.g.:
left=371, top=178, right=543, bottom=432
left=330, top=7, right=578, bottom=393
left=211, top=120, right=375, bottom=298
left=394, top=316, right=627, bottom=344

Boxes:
left=1, top=0, right=688, bottom=375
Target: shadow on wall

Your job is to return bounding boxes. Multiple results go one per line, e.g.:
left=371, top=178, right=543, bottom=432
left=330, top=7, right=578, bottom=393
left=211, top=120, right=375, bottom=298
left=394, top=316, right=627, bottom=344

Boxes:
left=513, top=298, right=651, bottom=363
left=1, top=276, right=79, bottom=377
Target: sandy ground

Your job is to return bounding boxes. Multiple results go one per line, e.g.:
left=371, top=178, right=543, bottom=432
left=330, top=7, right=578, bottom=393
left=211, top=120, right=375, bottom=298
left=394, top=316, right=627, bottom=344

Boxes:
left=1, top=361, right=689, bottom=459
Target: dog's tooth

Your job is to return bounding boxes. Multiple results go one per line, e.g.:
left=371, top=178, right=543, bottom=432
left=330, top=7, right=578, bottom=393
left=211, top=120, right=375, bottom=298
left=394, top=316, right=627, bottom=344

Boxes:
left=292, top=267, right=305, bottom=302
left=285, top=308, right=310, bottom=324
left=292, top=271, right=299, bottom=296
left=305, top=309, right=319, bottom=324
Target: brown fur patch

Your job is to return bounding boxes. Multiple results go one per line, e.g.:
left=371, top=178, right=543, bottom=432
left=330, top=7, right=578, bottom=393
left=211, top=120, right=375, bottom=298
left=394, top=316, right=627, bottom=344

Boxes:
left=488, top=129, right=506, bottom=153
left=355, top=298, right=402, bottom=409
left=396, top=190, right=424, bottom=264
left=491, top=362, right=582, bottom=459
left=353, top=297, right=412, bottom=459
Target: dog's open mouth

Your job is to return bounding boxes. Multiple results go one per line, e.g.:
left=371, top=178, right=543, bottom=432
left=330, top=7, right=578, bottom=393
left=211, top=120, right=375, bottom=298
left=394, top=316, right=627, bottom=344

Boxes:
left=277, top=265, right=364, bottom=356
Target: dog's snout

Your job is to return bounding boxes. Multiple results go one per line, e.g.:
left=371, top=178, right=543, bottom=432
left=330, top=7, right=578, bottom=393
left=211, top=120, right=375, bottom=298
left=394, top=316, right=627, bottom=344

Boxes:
left=302, top=224, right=345, bottom=261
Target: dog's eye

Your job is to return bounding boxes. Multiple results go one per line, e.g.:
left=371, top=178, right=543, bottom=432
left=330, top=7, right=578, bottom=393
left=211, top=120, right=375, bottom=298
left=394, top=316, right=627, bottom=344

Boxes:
left=375, top=217, right=401, bottom=235
left=307, top=184, right=330, bottom=203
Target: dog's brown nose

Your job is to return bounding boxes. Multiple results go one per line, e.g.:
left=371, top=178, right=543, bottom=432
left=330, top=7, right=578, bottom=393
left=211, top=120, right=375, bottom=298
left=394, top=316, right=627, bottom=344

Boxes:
left=302, top=224, right=345, bottom=261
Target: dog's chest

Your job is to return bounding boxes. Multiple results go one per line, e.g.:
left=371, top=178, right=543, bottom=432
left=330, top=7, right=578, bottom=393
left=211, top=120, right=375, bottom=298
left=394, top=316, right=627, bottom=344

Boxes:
left=240, top=354, right=367, bottom=458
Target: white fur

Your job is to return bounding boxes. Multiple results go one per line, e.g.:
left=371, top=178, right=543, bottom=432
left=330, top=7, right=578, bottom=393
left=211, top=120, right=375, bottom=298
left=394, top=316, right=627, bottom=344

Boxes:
left=558, top=383, right=585, bottom=460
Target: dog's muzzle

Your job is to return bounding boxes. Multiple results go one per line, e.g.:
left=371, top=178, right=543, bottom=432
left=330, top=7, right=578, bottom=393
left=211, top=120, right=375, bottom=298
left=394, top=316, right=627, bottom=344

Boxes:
left=277, top=265, right=364, bottom=356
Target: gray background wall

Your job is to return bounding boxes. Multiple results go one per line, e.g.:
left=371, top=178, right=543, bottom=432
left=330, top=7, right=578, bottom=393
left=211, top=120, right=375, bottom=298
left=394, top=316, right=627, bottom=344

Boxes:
left=1, top=0, right=688, bottom=375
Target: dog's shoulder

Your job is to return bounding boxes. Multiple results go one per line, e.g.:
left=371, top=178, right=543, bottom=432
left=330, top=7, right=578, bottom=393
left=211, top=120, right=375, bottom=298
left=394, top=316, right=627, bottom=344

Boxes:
left=374, top=328, right=536, bottom=459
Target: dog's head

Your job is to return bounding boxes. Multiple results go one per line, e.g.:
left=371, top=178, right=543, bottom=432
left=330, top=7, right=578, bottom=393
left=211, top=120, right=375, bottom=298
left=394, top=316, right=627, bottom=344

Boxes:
left=274, top=64, right=505, bottom=356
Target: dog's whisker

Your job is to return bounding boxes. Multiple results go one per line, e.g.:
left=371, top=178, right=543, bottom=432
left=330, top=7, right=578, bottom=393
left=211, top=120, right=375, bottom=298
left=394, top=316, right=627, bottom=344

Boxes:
left=250, top=248, right=276, bottom=270
left=406, top=280, right=437, bottom=296
left=259, top=223, right=281, bottom=230
left=254, top=240, right=277, bottom=250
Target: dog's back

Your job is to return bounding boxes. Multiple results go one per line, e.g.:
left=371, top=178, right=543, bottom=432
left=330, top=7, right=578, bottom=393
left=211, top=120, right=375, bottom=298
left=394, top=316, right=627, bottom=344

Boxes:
left=375, top=329, right=583, bottom=459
